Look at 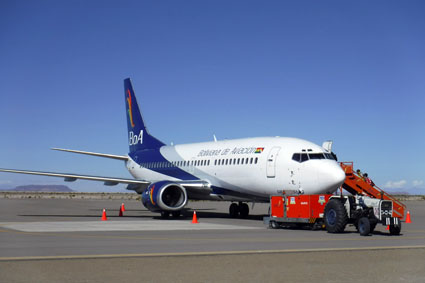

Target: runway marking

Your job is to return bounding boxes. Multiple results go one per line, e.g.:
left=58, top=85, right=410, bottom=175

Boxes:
left=1, top=227, right=425, bottom=243
left=0, top=220, right=261, bottom=232
left=1, top=245, right=425, bottom=262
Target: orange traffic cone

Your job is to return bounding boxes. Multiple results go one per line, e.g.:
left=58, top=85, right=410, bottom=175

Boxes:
left=101, top=209, right=107, bottom=221
left=192, top=211, right=199, bottom=224
left=121, top=203, right=126, bottom=212
left=405, top=211, right=411, bottom=223
left=119, top=206, right=123, bottom=217
left=386, top=225, right=389, bottom=230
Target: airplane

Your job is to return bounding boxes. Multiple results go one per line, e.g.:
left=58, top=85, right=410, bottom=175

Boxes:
left=0, top=78, right=346, bottom=218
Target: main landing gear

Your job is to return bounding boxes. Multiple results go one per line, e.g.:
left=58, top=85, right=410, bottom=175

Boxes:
left=160, top=210, right=181, bottom=218
left=229, top=202, right=250, bottom=218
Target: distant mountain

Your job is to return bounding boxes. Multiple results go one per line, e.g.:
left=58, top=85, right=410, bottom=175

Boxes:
left=8, top=185, right=75, bottom=192
left=384, top=187, right=425, bottom=195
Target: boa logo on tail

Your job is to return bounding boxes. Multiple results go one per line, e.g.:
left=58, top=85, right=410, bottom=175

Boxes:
left=126, top=89, right=135, bottom=128
left=129, top=130, right=143, bottom=146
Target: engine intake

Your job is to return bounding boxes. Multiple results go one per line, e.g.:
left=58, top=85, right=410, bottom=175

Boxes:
left=142, top=181, right=188, bottom=212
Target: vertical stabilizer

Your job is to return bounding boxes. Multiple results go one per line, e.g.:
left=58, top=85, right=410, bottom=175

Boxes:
left=124, top=78, right=165, bottom=153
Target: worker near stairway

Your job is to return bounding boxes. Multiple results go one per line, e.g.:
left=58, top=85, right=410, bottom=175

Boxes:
left=356, top=169, right=364, bottom=180
left=364, top=173, right=375, bottom=186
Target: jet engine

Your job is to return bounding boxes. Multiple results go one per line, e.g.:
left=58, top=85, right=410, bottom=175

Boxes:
left=141, top=181, right=188, bottom=212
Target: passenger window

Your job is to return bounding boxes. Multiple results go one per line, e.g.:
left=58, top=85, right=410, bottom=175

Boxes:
left=225, top=159, right=228, bottom=165
left=255, top=157, right=258, bottom=164
left=241, top=158, right=244, bottom=164
left=250, top=158, right=253, bottom=164
left=246, top=158, right=249, bottom=164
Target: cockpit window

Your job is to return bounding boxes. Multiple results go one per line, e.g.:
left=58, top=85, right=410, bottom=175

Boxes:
left=292, top=152, right=335, bottom=163
left=292, top=153, right=300, bottom=162
left=324, top=153, right=336, bottom=160
left=309, top=153, right=325, bottom=160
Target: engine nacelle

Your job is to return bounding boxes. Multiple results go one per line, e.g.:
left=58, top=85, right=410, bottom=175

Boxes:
left=141, top=181, right=188, bottom=212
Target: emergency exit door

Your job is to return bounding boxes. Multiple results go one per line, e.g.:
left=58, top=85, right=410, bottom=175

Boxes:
left=266, top=147, right=281, bottom=178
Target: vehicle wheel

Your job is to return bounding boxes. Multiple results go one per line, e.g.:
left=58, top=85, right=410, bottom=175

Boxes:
left=171, top=210, right=181, bottom=218
left=358, top=217, right=371, bottom=236
left=161, top=211, right=170, bottom=218
left=324, top=199, right=348, bottom=233
left=389, top=222, right=401, bottom=235
left=239, top=203, right=249, bottom=218
left=229, top=203, right=239, bottom=218
left=270, top=220, right=279, bottom=229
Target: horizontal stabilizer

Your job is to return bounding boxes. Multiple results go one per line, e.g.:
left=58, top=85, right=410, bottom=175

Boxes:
left=51, top=148, right=128, bottom=161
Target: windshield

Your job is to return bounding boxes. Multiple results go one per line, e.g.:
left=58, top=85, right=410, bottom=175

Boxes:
left=292, top=152, right=335, bottom=163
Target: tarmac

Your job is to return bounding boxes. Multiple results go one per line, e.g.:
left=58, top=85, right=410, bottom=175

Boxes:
left=0, top=197, right=424, bottom=282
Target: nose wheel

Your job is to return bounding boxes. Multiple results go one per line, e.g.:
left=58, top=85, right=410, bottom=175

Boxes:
left=229, top=202, right=250, bottom=218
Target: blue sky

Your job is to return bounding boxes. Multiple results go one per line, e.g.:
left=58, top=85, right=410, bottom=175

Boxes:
left=0, top=0, right=424, bottom=193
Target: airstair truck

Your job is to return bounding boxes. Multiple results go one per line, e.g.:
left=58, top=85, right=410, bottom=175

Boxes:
left=267, top=162, right=406, bottom=236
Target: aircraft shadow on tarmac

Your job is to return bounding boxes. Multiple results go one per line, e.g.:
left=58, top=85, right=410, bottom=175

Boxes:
left=18, top=208, right=266, bottom=221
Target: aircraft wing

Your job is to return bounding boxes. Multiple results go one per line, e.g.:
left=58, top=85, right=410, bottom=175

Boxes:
left=0, top=168, right=212, bottom=195
left=0, top=168, right=148, bottom=186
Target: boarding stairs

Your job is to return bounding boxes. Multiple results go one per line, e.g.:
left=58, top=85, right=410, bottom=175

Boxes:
left=340, top=162, right=406, bottom=219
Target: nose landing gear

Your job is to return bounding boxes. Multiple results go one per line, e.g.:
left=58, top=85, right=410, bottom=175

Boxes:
left=229, top=202, right=250, bottom=218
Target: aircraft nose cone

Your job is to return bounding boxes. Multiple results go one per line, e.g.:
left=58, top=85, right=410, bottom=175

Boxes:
left=317, top=163, right=346, bottom=193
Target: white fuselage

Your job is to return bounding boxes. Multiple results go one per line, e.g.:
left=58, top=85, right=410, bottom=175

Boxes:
left=126, top=137, right=346, bottom=202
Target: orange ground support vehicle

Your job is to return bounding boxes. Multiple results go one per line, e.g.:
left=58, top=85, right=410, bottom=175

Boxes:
left=267, top=162, right=405, bottom=236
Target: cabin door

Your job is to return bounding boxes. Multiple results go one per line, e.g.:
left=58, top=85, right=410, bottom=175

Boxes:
left=266, top=147, right=281, bottom=178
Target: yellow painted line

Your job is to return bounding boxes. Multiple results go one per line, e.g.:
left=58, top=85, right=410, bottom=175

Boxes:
left=1, top=227, right=425, bottom=243
left=1, top=245, right=425, bottom=262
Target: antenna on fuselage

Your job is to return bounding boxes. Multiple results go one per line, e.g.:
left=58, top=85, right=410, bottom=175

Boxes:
left=213, top=134, right=217, bottom=142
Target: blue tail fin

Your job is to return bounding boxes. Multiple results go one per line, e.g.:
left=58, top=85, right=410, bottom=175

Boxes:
left=124, top=78, right=165, bottom=153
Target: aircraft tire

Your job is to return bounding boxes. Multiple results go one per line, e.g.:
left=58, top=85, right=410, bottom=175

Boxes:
left=239, top=203, right=249, bottom=218
left=358, top=217, right=371, bottom=236
left=324, top=199, right=348, bottom=233
left=160, top=211, right=170, bottom=218
left=171, top=210, right=181, bottom=218
left=229, top=203, right=239, bottom=218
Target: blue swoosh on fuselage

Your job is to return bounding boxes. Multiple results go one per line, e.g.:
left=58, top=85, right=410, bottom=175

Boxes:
left=129, top=149, right=199, bottom=181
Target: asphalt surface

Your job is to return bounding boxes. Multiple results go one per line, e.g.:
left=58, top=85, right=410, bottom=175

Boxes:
left=0, top=198, right=424, bottom=282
